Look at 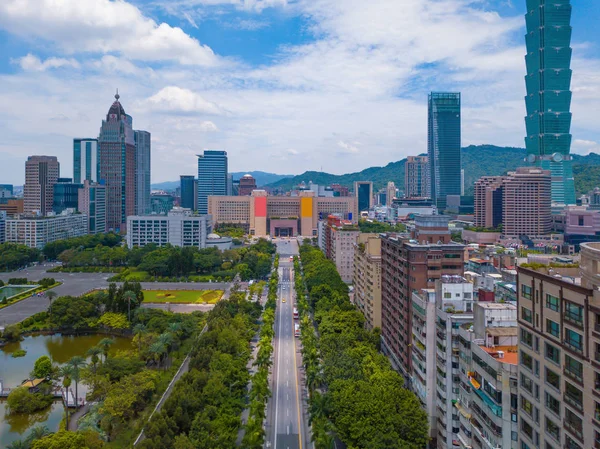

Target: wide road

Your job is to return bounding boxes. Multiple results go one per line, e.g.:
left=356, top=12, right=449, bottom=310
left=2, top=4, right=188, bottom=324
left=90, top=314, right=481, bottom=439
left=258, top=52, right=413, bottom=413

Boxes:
left=266, top=238, right=310, bottom=449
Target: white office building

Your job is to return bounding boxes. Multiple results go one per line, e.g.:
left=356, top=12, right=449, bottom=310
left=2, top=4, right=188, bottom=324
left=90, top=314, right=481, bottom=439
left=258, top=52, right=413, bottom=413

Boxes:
left=126, top=207, right=212, bottom=248
left=6, top=211, right=87, bottom=249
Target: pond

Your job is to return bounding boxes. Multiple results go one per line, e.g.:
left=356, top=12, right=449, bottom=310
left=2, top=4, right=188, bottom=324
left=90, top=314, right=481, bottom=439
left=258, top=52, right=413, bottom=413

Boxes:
left=0, top=285, right=37, bottom=300
left=0, top=333, right=132, bottom=447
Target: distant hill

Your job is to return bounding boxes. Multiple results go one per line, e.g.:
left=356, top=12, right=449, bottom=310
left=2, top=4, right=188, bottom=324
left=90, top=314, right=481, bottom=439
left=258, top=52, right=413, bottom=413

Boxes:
left=151, top=171, right=293, bottom=191
left=265, top=145, right=600, bottom=195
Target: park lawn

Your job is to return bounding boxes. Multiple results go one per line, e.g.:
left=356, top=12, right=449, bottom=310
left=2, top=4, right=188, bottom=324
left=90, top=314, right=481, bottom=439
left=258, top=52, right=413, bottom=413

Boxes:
left=142, top=290, right=224, bottom=304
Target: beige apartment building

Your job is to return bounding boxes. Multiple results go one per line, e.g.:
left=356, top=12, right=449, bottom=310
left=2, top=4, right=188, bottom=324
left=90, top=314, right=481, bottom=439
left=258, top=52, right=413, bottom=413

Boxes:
left=405, top=155, right=430, bottom=198
left=474, top=175, right=504, bottom=229
left=517, top=241, right=600, bottom=449
left=353, top=234, right=382, bottom=329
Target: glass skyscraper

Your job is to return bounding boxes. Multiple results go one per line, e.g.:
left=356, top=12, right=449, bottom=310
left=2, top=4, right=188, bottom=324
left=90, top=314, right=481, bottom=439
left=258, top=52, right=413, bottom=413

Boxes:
left=427, top=92, right=462, bottom=211
left=134, top=130, right=151, bottom=215
left=180, top=175, right=196, bottom=210
left=524, top=0, right=576, bottom=205
left=197, top=150, right=228, bottom=215
left=73, top=138, right=98, bottom=184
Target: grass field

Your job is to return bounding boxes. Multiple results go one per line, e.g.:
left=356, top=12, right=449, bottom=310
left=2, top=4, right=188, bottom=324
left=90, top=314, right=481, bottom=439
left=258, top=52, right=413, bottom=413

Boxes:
left=142, top=290, right=224, bottom=304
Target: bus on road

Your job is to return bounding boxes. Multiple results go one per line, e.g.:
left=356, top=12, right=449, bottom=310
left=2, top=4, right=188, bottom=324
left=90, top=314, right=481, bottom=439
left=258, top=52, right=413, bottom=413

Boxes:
left=294, top=323, right=300, bottom=337
left=293, top=307, right=299, bottom=319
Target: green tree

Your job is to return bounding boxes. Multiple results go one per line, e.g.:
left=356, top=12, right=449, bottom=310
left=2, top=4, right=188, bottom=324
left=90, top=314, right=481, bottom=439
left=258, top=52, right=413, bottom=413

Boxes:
left=33, top=356, right=53, bottom=379
left=87, top=347, right=102, bottom=375
left=30, top=431, right=88, bottom=449
left=98, top=338, right=114, bottom=362
left=6, top=387, right=54, bottom=414
left=59, top=365, right=73, bottom=424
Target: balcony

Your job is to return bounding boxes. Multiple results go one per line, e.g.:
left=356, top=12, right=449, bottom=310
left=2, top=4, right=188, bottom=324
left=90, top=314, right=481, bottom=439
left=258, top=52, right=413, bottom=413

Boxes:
left=564, top=419, right=583, bottom=441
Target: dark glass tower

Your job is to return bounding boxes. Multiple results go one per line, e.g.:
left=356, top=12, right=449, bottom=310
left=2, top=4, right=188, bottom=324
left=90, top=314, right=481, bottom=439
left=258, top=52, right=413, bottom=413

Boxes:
left=180, top=175, right=196, bottom=210
left=524, top=0, right=576, bottom=204
left=427, top=92, right=462, bottom=211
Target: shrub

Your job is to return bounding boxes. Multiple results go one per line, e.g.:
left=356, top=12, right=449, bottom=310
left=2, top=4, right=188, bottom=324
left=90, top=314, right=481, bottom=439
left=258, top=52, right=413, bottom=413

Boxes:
left=8, top=277, right=28, bottom=285
left=38, top=278, right=56, bottom=288
left=11, top=349, right=27, bottom=358
left=98, top=312, right=130, bottom=329
left=7, top=386, right=54, bottom=414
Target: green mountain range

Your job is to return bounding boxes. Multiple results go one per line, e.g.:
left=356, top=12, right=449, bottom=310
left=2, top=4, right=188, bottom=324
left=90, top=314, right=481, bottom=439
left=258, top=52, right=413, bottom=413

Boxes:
left=265, top=145, right=600, bottom=195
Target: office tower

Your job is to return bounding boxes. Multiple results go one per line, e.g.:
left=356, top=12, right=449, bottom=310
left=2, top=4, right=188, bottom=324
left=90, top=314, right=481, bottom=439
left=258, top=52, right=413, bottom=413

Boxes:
left=197, top=150, right=228, bottom=215
left=0, top=184, right=14, bottom=198
left=474, top=176, right=505, bottom=228
left=524, top=0, right=576, bottom=205
left=0, top=199, right=24, bottom=217
left=227, top=173, right=233, bottom=196
left=331, top=184, right=350, bottom=197
left=98, top=92, right=136, bottom=232
left=461, top=168, right=465, bottom=195
left=150, top=192, right=175, bottom=215
left=381, top=216, right=464, bottom=381
left=134, top=130, right=151, bottom=215
left=73, top=138, right=98, bottom=184
left=53, top=178, right=82, bottom=214
left=23, top=155, right=60, bottom=215
left=180, top=175, right=196, bottom=210
left=427, top=93, right=462, bottom=210
left=502, top=167, right=551, bottom=236
left=386, top=181, right=396, bottom=207
left=126, top=208, right=212, bottom=249
left=354, top=181, right=373, bottom=213
left=238, top=174, right=257, bottom=196
left=405, top=156, right=430, bottom=198
left=353, top=234, right=382, bottom=329
left=78, top=180, right=106, bottom=234
left=517, top=244, right=600, bottom=449
left=6, top=212, right=87, bottom=248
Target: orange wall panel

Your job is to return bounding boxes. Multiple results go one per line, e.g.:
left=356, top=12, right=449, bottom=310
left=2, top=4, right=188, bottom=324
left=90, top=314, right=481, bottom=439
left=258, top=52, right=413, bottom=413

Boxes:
left=300, top=197, right=313, bottom=218
left=255, top=196, right=267, bottom=217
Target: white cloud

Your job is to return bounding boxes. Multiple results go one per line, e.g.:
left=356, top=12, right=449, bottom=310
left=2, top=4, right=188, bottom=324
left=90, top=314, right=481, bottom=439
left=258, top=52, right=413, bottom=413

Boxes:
left=199, top=121, right=219, bottom=132
left=15, top=53, right=80, bottom=72
left=0, top=0, right=218, bottom=66
left=574, top=139, right=598, bottom=147
left=142, top=86, right=223, bottom=114
left=337, top=140, right=360, bottom=154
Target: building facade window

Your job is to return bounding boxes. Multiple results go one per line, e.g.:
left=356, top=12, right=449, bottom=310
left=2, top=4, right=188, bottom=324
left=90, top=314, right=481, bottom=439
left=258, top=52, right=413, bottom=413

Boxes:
left=522, top=307, right=533, bottom=323
left=545, top=368, right=560, bottom=390
left=545, top=343, right=560, bottom=364
left=564, top=355, right=583, bottom=381
left=564, top=329, right=583, bottom=352
left=546, top=294, right=559, bottom=311
left=564, top=302, right=584, bottom=326
left=546, top=319, right=560, bottom=338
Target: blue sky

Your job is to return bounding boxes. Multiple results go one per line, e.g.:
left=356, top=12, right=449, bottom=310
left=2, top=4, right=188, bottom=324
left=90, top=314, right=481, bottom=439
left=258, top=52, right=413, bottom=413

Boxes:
left=0, top=0, right=599, bottom=184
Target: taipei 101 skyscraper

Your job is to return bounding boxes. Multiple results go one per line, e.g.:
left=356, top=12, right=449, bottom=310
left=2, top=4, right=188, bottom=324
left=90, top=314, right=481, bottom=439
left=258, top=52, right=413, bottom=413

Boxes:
left=524, top=0, right=576, bottom=205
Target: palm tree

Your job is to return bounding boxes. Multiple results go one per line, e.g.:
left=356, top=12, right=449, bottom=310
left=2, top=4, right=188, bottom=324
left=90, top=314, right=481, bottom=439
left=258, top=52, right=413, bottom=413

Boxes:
left=6, top=439, right=29, bottom=449
left=67, top=356, right=86, bottom=410
left=46, top=290, right=57, bottom=323
left=122, top=290, right=137, bottom=322
left=98, top=338, right=114, bottom=362
left=149, top=342, right=166, bottom=369
left=59, top=365, right=73, bottom=424
left=86, top=346, right=102, bottom=374
left=25, top=425, right=51, bottom=444
left=157, top=333, right=174, bottom=368
left=132, top=323, right=147, bottom=353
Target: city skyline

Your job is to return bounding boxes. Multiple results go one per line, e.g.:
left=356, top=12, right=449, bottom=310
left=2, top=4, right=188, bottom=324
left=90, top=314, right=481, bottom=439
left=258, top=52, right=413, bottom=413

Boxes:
left=0, top=0, right=599, bottom=184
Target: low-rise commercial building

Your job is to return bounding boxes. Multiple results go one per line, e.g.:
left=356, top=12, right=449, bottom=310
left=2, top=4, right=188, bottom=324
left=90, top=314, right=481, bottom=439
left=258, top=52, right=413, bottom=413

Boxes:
left=207, top=190, right=357, bottom=237
left=6, top=211, right=87, bottom=249
left=126, top=208, right=212, bottom=249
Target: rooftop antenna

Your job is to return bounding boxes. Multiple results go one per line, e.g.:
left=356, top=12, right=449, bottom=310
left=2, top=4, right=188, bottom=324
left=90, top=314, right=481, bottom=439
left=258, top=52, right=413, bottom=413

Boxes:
left=115, top=88, right=120, bottom=101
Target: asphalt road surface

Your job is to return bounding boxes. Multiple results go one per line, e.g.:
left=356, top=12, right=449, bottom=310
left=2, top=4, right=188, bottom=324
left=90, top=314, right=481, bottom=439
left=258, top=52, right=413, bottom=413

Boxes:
left=266, top=238, right=310, bottom=449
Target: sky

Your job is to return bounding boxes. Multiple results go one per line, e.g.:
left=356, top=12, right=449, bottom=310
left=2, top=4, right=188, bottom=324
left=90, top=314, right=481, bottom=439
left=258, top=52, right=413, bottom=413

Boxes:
left=0, top=0, right=599, bottom=184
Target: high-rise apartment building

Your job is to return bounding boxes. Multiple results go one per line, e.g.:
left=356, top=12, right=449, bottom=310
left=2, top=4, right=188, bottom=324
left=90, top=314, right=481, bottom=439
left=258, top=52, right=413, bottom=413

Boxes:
left=78, top=180, right=106, bottom=234
left=474, top=176, right=505, bottom=229
left=238, top=174, right=257, bottom=196
left=73, top=138, right=98, bottom=184
left=386, top=181, right=396, bottom=207
left=517, top=243, right=600, bottom=449
left=180, top=175, right=196, bottom=210
left=524, top=0, right=576, bottom=205
left=405, top=156, right=430, bottom=198
left=24, top=155, right=60, bottom=215
left=381, top=216, right=465, bottom=380
left=98, top=92, right=136, bottom=232
left=353, top=234, right=382, bottom=329
left=197, top=150, right=228, bottom=215
left=134, top=130, right=151, bottom=215
left=354, top=181, right=373, bottom=213
left=324, top=216, right=360, bottom=283
left=53, top=178, right=82, bottom=214
left=503, top=167, right=551, bottom=237
left=428, top=93, right=462, bottom=211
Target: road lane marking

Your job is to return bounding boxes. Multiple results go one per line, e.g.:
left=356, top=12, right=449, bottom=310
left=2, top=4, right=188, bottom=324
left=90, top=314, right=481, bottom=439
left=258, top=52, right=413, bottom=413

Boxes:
left=291, top=276, right=303, bottom=449
left=274, top=283, right=284, bottom=449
